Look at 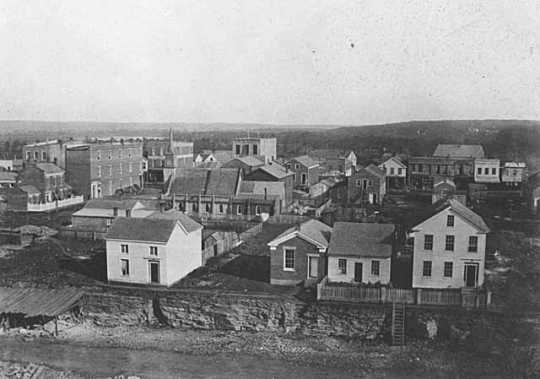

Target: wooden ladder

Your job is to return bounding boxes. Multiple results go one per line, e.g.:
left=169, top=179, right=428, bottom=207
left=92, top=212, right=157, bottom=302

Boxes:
left=392, top=302, right=406, bottom=346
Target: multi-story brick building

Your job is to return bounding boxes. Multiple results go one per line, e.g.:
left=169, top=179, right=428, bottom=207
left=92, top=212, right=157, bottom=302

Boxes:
left=232, top=137, right=277, bottom=163
left=22, top=140, right=68, bottom=169
left=143, top=129, right=193, bottom=184
left=65, top=139, right=144, bottom=199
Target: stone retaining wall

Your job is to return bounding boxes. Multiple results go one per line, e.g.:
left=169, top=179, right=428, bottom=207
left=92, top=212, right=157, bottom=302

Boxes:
left=81, top=289, right=501, bottom=342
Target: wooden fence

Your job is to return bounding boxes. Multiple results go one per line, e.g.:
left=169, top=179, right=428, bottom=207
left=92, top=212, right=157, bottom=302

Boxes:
left=317, top=276, right=490, bottom=308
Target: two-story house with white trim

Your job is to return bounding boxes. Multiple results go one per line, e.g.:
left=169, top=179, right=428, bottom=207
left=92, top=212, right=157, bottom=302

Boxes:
left=105, top=215, right=202, bottom=286
left=410, top=199, right=489, bottom=289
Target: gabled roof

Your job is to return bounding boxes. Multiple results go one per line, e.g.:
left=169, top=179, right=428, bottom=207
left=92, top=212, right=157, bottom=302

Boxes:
left=292, top=155, right=320, bottom=169
left=256, top=162, right=293, bottom=179
left=433, top=144, right=485, bottom=159
left=212, top=150, right=234, bottom=164
left=268, top=219, right=332, bottom=249
left=380, top=156, right=406, bottom=169
left=106, top=217, right=182, bottom=243
left=146, top=210, right=202, bottom=233
left=226, top=156, right=265, bottom=167
left=239, top=180, right=285, bottom=198
left=411, top=199, right=490, bottom=233
left=35, top=163, right=64, bottom=175
left=19, top=185, right=40, bottom=195
left=433, top=178, right=456, bottom=188
left=328, top=222, right=395, bottom=258
left=170, top=168, right=240, bottom=197
left=355, top=164, right=385, bottom=178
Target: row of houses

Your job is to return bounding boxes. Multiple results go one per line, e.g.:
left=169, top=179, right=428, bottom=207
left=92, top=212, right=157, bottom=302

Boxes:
left=98, top=194, right=489, bottom=293
left=268, top=199, right=489, bottom=292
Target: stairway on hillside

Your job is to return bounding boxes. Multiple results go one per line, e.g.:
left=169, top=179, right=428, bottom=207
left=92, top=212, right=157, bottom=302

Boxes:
left=392, top=302, right=405, bottom=346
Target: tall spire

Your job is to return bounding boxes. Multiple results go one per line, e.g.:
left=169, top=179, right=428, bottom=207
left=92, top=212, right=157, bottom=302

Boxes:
left=168, top=128, right=174, bottom=153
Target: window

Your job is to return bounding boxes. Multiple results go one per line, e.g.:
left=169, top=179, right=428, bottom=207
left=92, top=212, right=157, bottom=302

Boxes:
left=338, top=258, right=347, bottom=274
left=150, top=246, right=158, bottom=256
left=235, top=145, right=240, bottom=155
left=445, top=235, right=455, bottom=251
left=42, top=151, right=47, bottom=161
left=129, top=163, right=133, bottom=173
left=192, top=202, right=199, bottom=212
left=97, top=165, right=101, bottom=177
left=253, top=144, right=258, bottom=155
left=477, top=167, right=482, bottom=175
left=422, top=261, right=432, bottom=277
left=255, top=205, right=261, bottom=215
left=468, top=236, right=478, bottom=252
left=484, top=167, right=489, bottom=175
left=491, top=167, right=496, bottom=175
left=371, top=260, right=380, bottom=276
left=437, top=165, right=441, bottom=174
left=121, top=259, right=129, bottom=276
left=424, top=234, right=433, bottom=250
left=108, top=151, right=112, bottom=160
left=121, top=244, right=129, bottom=253
left=362, top=179, right=368, bottom=190
left=284, top=248, right=295, bottom=271
left=390, top=167, right=395, bottom=175
left=205, top=202, right=211, bottom=212
left=295, top=164, right=299, bottom=169
left=106, top=219, right=112, bottom=226
left=34, top=151, right=39, bottom=160
left=26, top=151, right=31, bottom=160
left=444, top=262, right=453, bottom=277
left=398, top=168, right=402, bottom=175
left=219, top=204, right=224, bottom=213
left=97, top=151, right=101, bottom=160
left=447, top=215, right=454, bottom=227
left=237, top=205, right=242, bottom=215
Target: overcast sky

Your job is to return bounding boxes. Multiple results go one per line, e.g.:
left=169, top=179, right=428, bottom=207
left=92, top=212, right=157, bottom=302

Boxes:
left=0, top=0, right=539, bottom=125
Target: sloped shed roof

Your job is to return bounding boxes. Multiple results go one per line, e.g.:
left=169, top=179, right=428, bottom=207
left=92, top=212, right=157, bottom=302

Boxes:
left=0, top=287, right=83, bottom=317
left=328, top=222, right=395, bottom=258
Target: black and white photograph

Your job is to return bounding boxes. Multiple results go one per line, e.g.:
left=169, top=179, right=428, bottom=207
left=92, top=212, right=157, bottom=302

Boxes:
left=0, top=1, right=539, bottom=378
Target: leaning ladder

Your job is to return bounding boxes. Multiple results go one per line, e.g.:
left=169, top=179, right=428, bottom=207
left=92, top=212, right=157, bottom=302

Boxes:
left=391, top=302, right=406, bottom=346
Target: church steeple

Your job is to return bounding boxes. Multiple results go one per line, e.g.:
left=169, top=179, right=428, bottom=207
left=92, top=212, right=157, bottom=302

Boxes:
left=168, top=128, right=174, bottom=153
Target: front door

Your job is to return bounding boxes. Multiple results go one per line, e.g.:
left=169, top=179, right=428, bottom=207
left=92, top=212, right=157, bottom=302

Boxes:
left=150, top=262, right=160, bottom=284
left=354, top=262, right=363, bottom=283
left=308, top=256, right=319, bottom=279
left=464, top=263, right=478, bottom=287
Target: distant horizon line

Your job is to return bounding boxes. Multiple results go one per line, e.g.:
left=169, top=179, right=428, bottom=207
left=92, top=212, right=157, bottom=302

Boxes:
left=0, top=118, right=539, bottom=129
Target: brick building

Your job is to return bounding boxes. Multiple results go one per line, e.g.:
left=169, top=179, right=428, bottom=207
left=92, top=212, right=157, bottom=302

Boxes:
left=268, top=219, right=331, bottom=286
left=22, top=140, right=67, bottom=169
left=65, top=139, right=144, bottom=199
left=143, top=130, right=193, bottom=184
left=232, top=137, right=277, bottom=163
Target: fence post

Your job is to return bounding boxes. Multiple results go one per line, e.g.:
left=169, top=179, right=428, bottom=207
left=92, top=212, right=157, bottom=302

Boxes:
left=416, top=288, right=421, bottom=305
left=381, top=287, right=386, bottom=304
